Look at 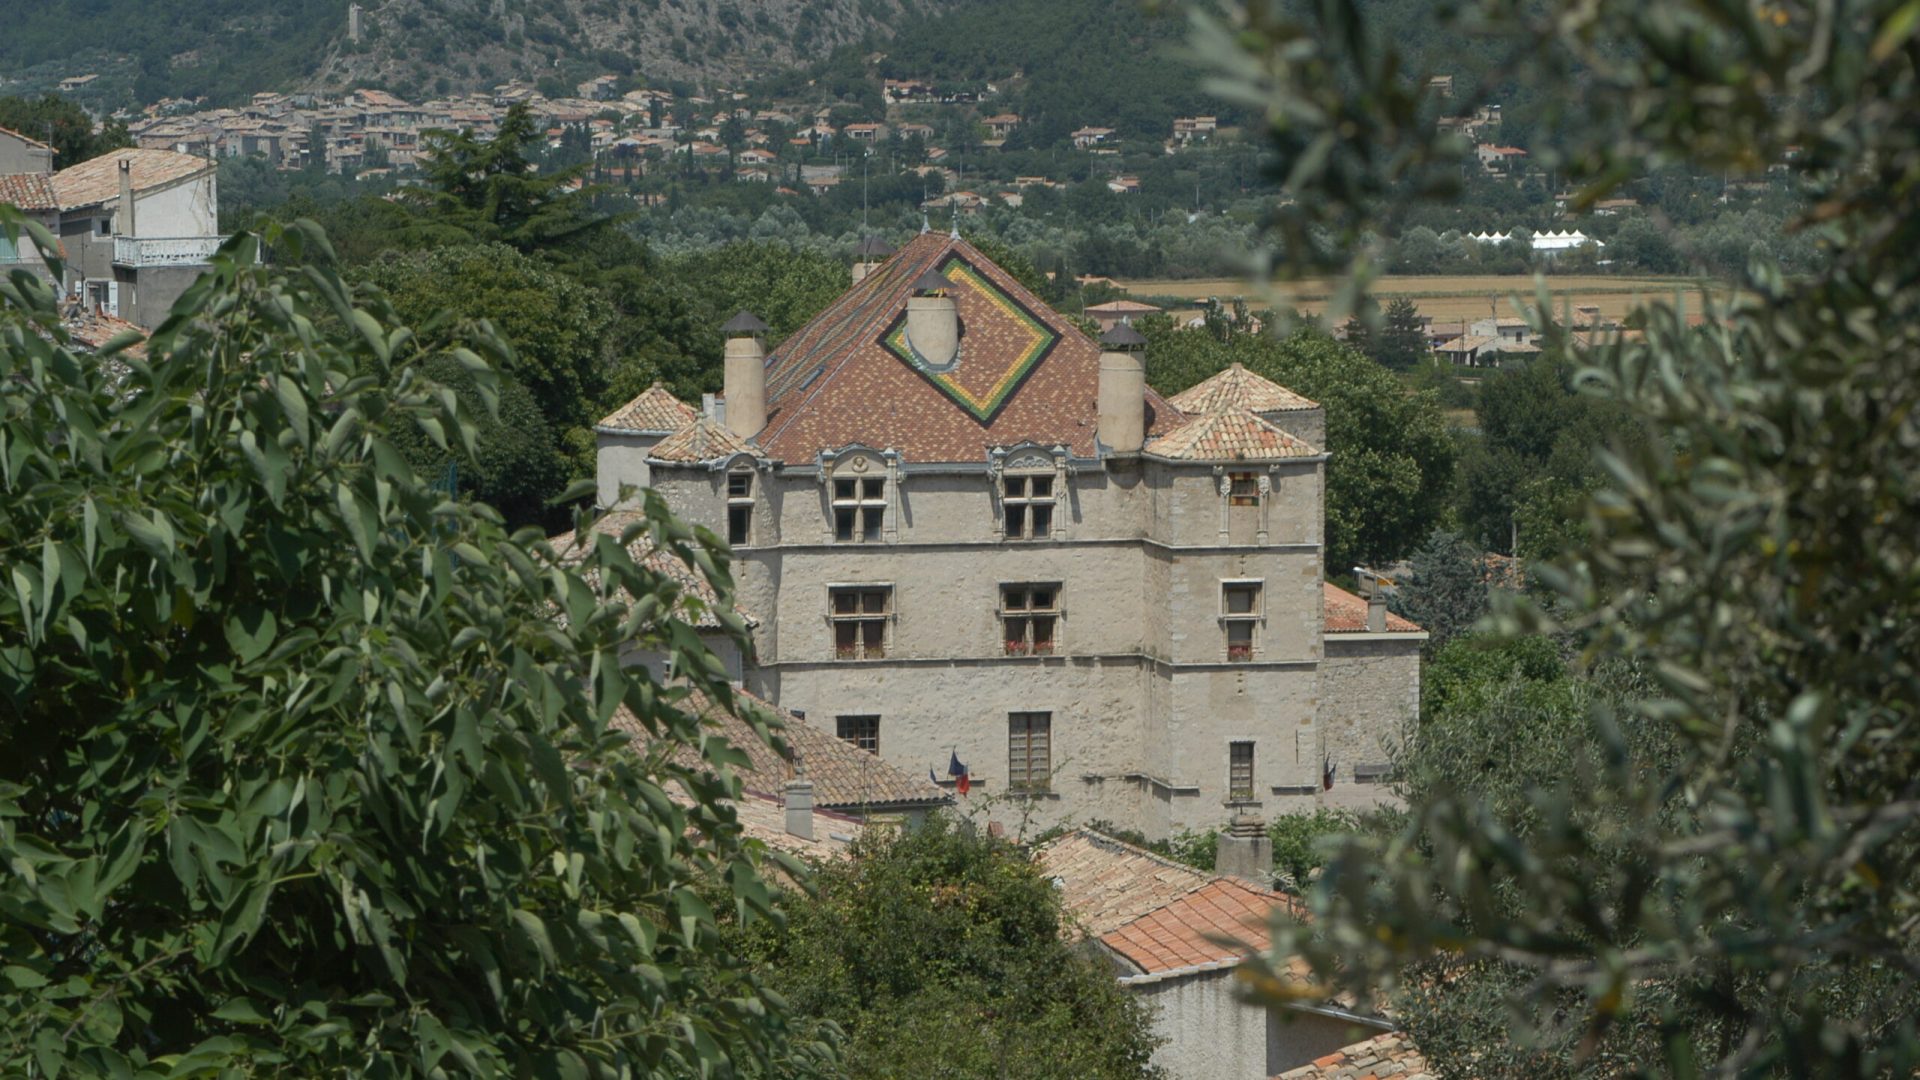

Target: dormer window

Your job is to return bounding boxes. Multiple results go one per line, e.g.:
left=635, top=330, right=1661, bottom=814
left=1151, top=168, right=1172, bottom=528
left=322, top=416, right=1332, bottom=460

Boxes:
left=1001, top=472, right=1054, bottom=540
left=832, top=476, right=886, bottom=542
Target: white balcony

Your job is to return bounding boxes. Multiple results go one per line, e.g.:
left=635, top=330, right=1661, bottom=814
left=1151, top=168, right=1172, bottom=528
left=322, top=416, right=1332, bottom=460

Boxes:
left=113, top=235, right=225, bottom=269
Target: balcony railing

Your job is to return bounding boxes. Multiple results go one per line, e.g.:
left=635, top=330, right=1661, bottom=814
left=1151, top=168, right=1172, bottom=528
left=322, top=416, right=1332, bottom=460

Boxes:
left=113, top=235, right=225, bottom=268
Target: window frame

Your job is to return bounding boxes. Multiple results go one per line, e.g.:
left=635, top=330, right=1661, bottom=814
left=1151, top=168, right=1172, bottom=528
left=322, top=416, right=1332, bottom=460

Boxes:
left=1008, top=711, right=1052, bottom=793
left=1221, top=579, right=1264, bottom=662
left=831, top=474, right=888, bottom=543
left=1228, top=740, right=1256, bottom=802
left=828, top=584, right=894, bottom=660
left=726, top=466, right=754, bottom=546
left=1228, top=472, right=1261, bottom=507
left=1000, top=470, right=1056, bottom=540
left=836, top=714, right=880, bottom=754
left=999, top=582, right=1060, bottom=656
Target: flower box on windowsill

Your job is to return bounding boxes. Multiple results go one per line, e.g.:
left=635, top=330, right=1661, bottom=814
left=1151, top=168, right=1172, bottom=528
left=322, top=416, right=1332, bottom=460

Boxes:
left=1031, top=641, right=1056, bottom=656
left=1004, top=640, right=1031, bottom=657
left=1226, top=645, right=1253, bottom=662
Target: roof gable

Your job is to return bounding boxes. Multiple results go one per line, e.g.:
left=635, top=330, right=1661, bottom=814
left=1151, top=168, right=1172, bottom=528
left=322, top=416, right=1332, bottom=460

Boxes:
left=756, top=232, right=1177, bottom=462
left=50, top=148, right=213, bottom=210
left=1167, top=362, right=1319, bottom=415
left=1146, top=407, right=1320, bottom=462
left=597, top=383, right=698, bottom=433
left=649, top=417, right=760, bottom=464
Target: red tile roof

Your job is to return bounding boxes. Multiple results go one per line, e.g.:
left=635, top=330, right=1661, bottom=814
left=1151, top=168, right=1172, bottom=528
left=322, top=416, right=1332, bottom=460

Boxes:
left=1273, top=1032, right=1431, bottom=1080
left=51, top=148, right=214, bottom=209
left=756, top=232, right=1179, bottom=462
left=1036, top=828, right=1216, bottom=936
left=1322, top=582, right=1422, bottom=634
left=615, top=686, right=950, bottom=811
left=0, top=173, right=58, bottom=212
left=1168, top=362, right=1320, bottom=415
left=650, top=417, right=761, bottom=463
left=546, top=508, right=756, bottom=629
left=597, top=383, right=698, bottom=433
left=1100, top=877, right=1299, bottom=975
left=1147, top=407, right=1321, bottom=462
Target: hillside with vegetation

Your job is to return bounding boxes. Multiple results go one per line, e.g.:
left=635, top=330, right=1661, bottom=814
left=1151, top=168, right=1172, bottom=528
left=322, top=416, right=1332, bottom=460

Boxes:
left=0, top=0, right=947, bottom=107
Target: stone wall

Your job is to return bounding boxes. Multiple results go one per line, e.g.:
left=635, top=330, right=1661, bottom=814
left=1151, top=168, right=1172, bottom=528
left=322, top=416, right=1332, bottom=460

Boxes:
left=1319, top=636, right=1422, bottom=804
left=1129, top=967, right=1369, bottom=1080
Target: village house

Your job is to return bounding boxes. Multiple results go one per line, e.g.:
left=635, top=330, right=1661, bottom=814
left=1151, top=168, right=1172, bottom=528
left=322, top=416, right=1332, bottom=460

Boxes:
left=1039, top=825, right=1410, bottom=1079
left=982, top=113, right=1022, bottom=139
left=841, top=122, right=886, bottom=143
left=1073, top=125, right=1117, bottom=148
left=1475, top=141, right=1529, bottom=172
left=1107, top=175, right=1143, bottom=194
left=587, top=233, right=1425, bottom=840
left=47, top=148, right=226, bottom=329
left=1085, top=298, right=1163, bottom=331
left=1171, top=116, right=1218, bottom=144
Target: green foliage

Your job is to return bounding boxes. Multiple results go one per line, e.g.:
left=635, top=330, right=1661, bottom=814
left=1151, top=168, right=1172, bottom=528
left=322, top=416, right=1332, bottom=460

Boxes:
left=1393, top=530, right=1491, bottom=651
left=1211, top=0, right=1920, bottom=1071
left=744, top=817, right=1163, bottom=1080
left=0, top=94, right=130, bottom=166
left=406, top=105, right=611, bottom=254
left=1141, top=318, right=1455, bottom=570
left=359, top=242, right=616, bottom=525
left=1266, top=810, right=1359, bottom=891
left=0, top=215, right=832, bottom=1076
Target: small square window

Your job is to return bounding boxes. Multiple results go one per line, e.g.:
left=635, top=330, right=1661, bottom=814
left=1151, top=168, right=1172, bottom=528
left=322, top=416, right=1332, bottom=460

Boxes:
left=1001, top=584, right=1060, bottom=656
left=1229, top=473, right=1259, bottom=506
left=1222, top=582, right=1262, bottom=661
left=1001, top=471, right=1056, bottom=540
left=727, top=472, right=752, bottom=499
left=836, top=715, right=880, bottom=753
left=829, top=586, right=892, bottom=660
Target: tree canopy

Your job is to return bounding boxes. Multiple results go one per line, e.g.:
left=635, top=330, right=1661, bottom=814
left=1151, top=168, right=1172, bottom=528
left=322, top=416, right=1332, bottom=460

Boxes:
left=0, top=213, right=832, bottom=1078
left=1210, top=0, right=1920, bottom=1072
left=0, top=94, right=130, bottom=166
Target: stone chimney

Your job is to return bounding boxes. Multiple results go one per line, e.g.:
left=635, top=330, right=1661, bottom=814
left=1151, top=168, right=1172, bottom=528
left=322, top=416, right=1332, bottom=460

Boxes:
left=783, top=778, right=815, bottom=840
left=720, top=311, right=769, bottom=440
left=1362, top=571, right=1388, bottom=632
left=117, top=158, right=136, bottom=238
left=852, top=236, right=894, bottom=285
left=1214, top=812, right=1271, bottom=883
left=906, top=268, right=959, bottom=368
left=1096, top=321, right=1148, bottom=454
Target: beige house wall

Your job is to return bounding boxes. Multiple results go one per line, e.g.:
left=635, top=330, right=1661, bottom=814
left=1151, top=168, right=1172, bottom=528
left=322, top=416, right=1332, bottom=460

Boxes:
left=1128, top=967, right=1377, bottom=1080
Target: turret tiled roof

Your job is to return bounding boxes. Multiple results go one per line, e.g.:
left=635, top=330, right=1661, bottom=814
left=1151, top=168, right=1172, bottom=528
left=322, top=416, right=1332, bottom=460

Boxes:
left=649, top=416, right=761, bottom=463
left=755, top=231, right=1178, bottom=462
left=1167, top=362, right=1319, bottom=415
left=1145, top=407, right=1321, bottom=462
left=596, top=383, right=698, bottom=433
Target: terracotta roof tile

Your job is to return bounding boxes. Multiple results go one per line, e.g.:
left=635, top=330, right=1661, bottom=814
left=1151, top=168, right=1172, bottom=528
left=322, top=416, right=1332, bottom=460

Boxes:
left=547, top=509, right=756, bottom=628
left=1322, top=582, right=1422, bottom=634
left=1100, top=877, right=1299, bottom=974
left=757, top=232, right=1178, bottom=463
left=1272, top=1033, right=1430, bottom=1080
left=1167, top=362, right=1319, bottom=414
left=597, top=383, right=698, bottom=433
left=614, top=686, right=950, bottom=811
left=1146, top=407, right=1320, bottom=461
left=51, top=148, right=214, bottom=209
left=0, top=173, right=58, bottom=212
left=1036, top=829, right=1216, bottom=936
left=649, top=417, right=762, bottom=463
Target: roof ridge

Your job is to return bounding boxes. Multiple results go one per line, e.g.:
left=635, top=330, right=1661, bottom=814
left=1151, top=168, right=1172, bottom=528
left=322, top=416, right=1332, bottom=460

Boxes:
left=1060, top=826, right=1222, bottom=884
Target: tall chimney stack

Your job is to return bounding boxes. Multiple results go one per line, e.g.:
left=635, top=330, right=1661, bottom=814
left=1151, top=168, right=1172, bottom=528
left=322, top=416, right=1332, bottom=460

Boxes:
left=117, top=158, right=136, bottom=238
left=905, top=267, right=959, bottom=368
left=852, top=235, right=893, bottom=285
left=1096, top=321, right=1148, bottom=454
left=720, top=311, right=769, bottom=440
left=1366, top=573, right=1388, bottom=632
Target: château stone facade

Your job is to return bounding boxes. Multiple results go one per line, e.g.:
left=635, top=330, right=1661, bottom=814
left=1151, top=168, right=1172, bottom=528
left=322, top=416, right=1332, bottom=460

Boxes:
left=589, top=231, right=1424, bottom=839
